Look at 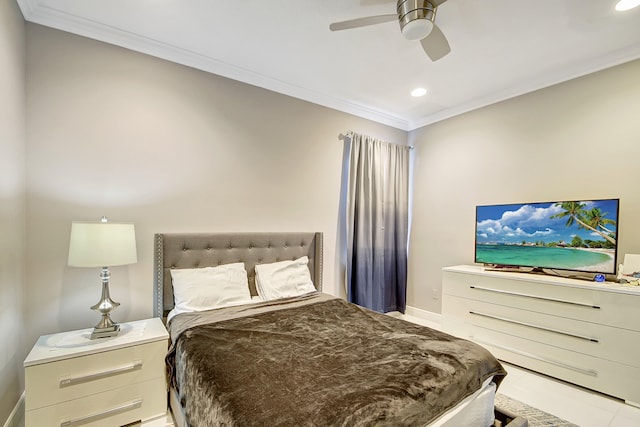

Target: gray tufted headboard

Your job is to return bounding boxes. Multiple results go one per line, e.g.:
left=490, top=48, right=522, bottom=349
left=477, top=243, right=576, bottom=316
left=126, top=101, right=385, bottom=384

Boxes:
left=153, top=232, right=323, bottom=319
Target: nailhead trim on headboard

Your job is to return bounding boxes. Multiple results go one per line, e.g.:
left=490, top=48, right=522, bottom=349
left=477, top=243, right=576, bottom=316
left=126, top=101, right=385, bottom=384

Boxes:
left=153, top=233, right=164, bottom=318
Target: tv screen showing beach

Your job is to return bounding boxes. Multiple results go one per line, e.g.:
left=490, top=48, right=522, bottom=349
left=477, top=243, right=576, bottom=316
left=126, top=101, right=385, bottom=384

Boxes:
left=475, top=199, right=619, bottom=274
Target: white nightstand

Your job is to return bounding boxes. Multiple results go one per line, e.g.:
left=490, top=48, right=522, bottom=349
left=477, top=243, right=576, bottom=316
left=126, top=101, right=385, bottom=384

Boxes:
left=24, top=317, right=169, bottom=427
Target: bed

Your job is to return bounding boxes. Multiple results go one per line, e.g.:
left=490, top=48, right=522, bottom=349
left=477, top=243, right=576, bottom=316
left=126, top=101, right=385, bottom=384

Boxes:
left=153, top=232, right=507, bottom=427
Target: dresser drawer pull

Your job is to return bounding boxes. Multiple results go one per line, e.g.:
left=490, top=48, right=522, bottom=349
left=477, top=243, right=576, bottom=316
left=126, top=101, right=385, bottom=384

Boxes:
left=59, top=360, right=143, bottom=387
left=469, top=311, right=599, bottom=343
left=470, top=285, right=601, bottom=309
left=59, top=398, right=142, bottom=427
left=471, top=335, right=598, bottom=377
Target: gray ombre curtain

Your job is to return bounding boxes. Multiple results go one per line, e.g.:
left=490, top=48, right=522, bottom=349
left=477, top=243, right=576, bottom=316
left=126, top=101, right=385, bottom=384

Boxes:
left=345, top=132, right=410, bottom=313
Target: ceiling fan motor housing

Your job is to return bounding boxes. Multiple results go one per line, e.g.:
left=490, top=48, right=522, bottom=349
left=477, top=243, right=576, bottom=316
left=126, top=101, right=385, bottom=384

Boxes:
left=397, top=0, right=436, bottom=40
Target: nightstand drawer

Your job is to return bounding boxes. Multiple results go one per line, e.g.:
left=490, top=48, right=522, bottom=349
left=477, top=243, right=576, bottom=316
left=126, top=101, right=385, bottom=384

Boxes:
left=25, top=377, right=166, bottom=427
left=25, top=340, right=167, bottom=410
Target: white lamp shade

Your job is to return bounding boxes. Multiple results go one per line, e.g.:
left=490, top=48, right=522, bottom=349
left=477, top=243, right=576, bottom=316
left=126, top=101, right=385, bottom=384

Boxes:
left=68, top=222, right=137, bottom=267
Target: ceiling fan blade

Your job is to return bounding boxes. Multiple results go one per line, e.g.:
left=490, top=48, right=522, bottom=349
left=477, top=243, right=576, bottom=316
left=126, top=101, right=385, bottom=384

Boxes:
left=329, top=14, right=397, bottom=31
left=420, top=24, right=451, bottom=61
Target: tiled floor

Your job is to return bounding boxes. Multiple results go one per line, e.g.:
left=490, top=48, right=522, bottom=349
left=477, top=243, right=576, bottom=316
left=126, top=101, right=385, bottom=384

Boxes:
left=402, top=313, right=640, bottom=427
left=499, top=363, right=640, bottom=427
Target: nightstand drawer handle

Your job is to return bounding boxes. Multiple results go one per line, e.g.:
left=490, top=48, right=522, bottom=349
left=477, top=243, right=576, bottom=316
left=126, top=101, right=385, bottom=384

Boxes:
left=59, top=360, right=143, bottom=387
left=60, top=398, right=142, bottom=427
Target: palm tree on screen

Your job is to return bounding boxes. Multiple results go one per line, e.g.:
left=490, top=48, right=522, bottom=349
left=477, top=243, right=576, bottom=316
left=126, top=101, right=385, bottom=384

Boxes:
left=584, top=207, right=616, bottom=238
left=551, top=201, right=616, bottom=245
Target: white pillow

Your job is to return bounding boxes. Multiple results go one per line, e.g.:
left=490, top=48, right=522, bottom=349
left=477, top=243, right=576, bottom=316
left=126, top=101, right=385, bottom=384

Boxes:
left=168, top=263, right=251, bottom=321
left=255, top=256, right=317, bottom=301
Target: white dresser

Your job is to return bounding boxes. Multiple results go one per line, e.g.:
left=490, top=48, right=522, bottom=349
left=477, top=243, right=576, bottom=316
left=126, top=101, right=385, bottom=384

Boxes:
left=442, top=265, right=640, bottom=406
left=24, top=317, right=169, bottom=426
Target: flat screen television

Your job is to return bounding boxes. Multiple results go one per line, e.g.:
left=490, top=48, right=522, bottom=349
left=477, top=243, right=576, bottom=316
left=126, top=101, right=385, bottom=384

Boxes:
left=475, top=198, right=619, bottom=275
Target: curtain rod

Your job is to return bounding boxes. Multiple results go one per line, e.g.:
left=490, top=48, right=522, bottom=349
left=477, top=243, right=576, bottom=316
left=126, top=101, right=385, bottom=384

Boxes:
left=338, top=131, right=413, bottom=149
left=338, top=131, right=354, bottom=141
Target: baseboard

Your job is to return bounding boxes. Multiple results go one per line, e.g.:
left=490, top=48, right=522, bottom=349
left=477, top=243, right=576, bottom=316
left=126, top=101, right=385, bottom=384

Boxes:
left=405, top=305, right=442, bottom=326
left=3, top=392, right=24, bottom=427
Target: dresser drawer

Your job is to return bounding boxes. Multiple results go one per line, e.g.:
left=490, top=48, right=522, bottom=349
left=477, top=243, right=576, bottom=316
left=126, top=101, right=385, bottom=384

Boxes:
left=442, top=266, right=640, bottom=405
left=25, top=340, right=167, bottom=410
left=443, top=294, right=640, bottom=368
left=465, top=325, right=640, bottom=404
left=25, top=377, right=166, bottom=427
left=443, top=270, right=640, bottom=331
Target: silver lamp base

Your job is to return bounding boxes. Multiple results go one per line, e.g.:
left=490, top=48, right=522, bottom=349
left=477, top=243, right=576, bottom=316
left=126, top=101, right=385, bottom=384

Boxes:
left=90, top=267, right=121, bottom=340
left=91, top=323, right=120, bottom=339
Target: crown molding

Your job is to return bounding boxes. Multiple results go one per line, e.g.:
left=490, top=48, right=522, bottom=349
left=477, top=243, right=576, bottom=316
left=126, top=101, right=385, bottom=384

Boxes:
left=17, top=0, right=411, bottom=131
left=409, top=45, right=640, bottom=130
left=17, top=1, right=640, bottom=133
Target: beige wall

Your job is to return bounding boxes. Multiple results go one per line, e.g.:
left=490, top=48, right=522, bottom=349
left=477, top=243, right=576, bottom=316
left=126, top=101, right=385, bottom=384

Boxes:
left=0, top=0, right=26, bottom=423
left=24, top=24, right=407, bottom=347
left=12, top=13, right=640, bottom=420
left=408, top=59, right=640, bottom=313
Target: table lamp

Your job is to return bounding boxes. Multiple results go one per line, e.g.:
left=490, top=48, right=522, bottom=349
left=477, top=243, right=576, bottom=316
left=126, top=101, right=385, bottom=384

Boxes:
left=68, top=216, right=137, bottom=339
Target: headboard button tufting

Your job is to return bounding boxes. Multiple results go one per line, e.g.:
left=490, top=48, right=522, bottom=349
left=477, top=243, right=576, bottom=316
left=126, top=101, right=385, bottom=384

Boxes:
left=154, top=232, right=323, bottom=319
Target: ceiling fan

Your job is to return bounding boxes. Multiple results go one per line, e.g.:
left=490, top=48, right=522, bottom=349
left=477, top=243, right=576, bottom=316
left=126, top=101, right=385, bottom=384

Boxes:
left=330, top=0, right=451, bottom=61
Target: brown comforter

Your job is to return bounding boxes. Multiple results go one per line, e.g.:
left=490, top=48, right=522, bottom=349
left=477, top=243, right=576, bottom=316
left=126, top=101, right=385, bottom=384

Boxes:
left=167, top=293, right=506, bottom=427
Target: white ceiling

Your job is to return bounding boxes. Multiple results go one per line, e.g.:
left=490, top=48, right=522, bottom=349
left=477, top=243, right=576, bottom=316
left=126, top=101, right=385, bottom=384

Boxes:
left=17, top=0, right=640, bottom=131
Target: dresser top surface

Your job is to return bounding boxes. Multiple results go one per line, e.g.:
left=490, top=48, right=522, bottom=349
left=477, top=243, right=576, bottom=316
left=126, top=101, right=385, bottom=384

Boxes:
left=24, top=317, right=168, bottom=367
left=444, top=265, right=640, bottom=296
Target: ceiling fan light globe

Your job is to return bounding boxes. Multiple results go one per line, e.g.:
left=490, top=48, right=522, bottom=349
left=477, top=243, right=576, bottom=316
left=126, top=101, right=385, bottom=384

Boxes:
left=402, top=19, right=433, bottom=40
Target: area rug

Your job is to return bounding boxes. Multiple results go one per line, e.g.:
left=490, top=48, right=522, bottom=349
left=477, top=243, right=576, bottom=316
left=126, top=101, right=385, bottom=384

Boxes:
left=495, top=393, right=579, bottom=427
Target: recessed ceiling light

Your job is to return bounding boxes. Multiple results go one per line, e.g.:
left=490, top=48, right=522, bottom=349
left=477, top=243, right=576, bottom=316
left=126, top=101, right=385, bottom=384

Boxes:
left=615, top=0, right=640, bottom=11
left=411, top=88, right=427, bottom=97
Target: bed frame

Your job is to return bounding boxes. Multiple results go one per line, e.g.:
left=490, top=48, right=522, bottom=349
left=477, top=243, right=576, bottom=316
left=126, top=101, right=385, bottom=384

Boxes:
left=152, top=231, right=499, bottom=427
left=153, top=232, right=323, bottom=319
